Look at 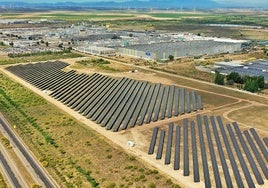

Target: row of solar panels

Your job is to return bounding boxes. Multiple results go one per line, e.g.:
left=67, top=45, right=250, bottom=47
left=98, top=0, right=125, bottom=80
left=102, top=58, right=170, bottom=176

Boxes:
left=148, top=115, right=268, bottom=188
left=7, top=61, right=203, bottom=131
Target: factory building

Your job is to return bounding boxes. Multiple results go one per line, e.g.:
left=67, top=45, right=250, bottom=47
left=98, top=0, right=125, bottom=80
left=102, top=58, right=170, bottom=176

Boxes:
left=118, top=40, right=243, bottom=61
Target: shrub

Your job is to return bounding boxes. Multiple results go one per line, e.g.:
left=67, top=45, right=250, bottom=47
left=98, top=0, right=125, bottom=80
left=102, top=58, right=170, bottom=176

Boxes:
left=148, top=182, right=156, bottom=188
left=129, top=155, right=136, bottom=161
left=214, top=71, right=224, bottom=85
left=107, top=182, right=116, bottom=188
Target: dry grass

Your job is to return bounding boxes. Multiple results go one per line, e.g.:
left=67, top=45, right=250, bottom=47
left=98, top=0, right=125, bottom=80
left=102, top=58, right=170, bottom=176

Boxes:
left=0, top=172, right=8, bottom=188
left=228, top=105, right=268, bottom=133
left=157, top=61, right=215, bottom=83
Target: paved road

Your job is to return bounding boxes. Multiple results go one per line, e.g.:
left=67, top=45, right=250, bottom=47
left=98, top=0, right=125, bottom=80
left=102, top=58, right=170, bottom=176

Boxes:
left=0, top=113, right=57, bottom=188
left=0, top=151, right=21, bottom=188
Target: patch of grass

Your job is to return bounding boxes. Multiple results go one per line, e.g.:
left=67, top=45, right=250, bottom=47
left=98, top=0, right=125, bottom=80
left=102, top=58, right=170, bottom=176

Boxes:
left=1, top=137, right=11, bottom=149
left=75, top=58, right=120, bottom=72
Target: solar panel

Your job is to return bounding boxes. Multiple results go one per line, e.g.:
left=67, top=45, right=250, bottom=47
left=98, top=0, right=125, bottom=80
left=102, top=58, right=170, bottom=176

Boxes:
left=97, top=79, right=135, bottom=124
left=68, top=75, right=108, bottom=109
left=227, top=124, right=255, bottom=188
left=117, top=82, right=147, bottom=130
left=190, top=121, right=200, bottom=182
left=197, top=95, right=203, bottom=110
left=264, top=138, right=268, bottom=147
left=165, top=123, right=173, bottom=165
left=203, top=116, right=222, bottom=188
left=210, top=116, right=232, bottom=188
left=191, top=91, right=197, bottom=111
left=50, top=73, right=83, bottom=98
left=84, top=79, right=119, bottom=117
left=111, top=82, right=143, bottom=131
left=180, top=88, right=185, bottom=115
left=174, top=125, right=181, bottom=170
left=137, top=84, right=156, bottom=125
left=67, top=75, right=106, bottom=107
left=145, top=83, right=161, bottom=123
left=58, top=74, right=92, bottom=102
left=186, top=92, right=191, bottom=113
left=232, top=122, right=264, bottom=185
left=249, top=128, right=268, bottom=162
left=148, top=127, right=159, bottom=155
left=216, top=117, right=244, bottom=188
left=152, top=85, right=165, bottom=122
left=156, top=130, right=165, bottom=160
left=78, top=77, right=112, bottom=113
left=128, top=83, right=150, bottom=127
left=49, top=70, right=77, bottom=91
left=62, top=74, right=104, bottom=105
left=244, top=130, right=268, bottom=180
left=196, top=115, right=211, bottom=188
left=167, top=85, right=175, bottom=118
left=7, top=62, right=204, bottom=134
left=52, top=73, right=90, bottom=99
left=174, top=87, right=179, bottom=116
left=160, top=86, right=170, bottom=120
left=91, top=78, right=129, bottom=121
left=183, top=118, right=189, bottom=176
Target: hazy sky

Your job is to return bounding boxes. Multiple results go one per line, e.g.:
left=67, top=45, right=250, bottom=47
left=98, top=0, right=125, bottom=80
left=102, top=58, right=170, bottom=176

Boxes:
left=1, top=0, right=267, bottom=5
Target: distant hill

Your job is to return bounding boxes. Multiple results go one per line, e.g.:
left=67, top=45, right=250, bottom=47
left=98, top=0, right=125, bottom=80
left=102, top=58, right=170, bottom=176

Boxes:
left=0, top=0, right=219, bottom=10
left=0, top=0, right=267, bottom=10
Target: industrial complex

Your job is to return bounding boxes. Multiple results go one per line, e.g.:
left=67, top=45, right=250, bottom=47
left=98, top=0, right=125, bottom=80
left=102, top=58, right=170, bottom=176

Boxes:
left=0, top=23, right=247, bottom=61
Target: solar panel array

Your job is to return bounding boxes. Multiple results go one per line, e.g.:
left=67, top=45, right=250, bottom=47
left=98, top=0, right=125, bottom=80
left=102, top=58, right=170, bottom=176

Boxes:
left=6, top=61, right=203, bottom=131
left=148, top=115, right=268, bottom=188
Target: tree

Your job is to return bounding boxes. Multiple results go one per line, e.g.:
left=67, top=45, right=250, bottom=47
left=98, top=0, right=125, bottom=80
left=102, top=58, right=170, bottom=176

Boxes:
left=214, top=71, right=224, bottom=85
left=257, top=76, right=265, bottom=89
left=227, top=72, right=243, bottom=84
left=168, top=55, right=174, bottom=61
left=9, top=42, right=14, bottom=47
left=244, top=79, right=259, bottom=93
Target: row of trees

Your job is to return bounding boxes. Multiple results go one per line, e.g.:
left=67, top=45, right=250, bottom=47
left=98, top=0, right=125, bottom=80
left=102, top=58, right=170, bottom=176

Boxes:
left=8, top=49, right=71, bottom=58
left=215, top=71, right=265, bottom=93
